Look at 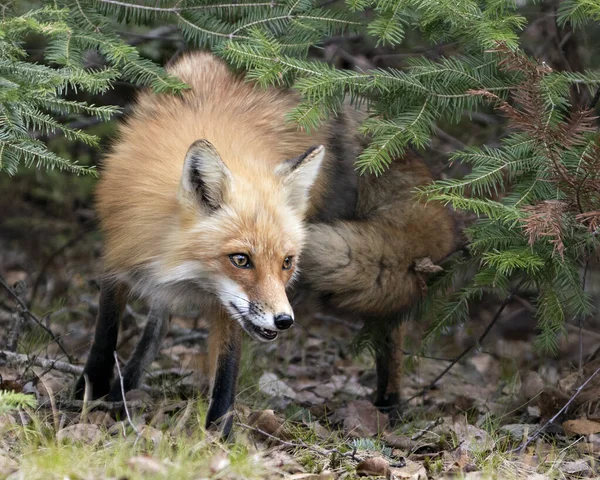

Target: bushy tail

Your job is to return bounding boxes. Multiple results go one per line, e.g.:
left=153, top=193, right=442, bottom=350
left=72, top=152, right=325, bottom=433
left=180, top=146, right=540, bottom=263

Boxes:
left=301, top=158, right=457, bottom=315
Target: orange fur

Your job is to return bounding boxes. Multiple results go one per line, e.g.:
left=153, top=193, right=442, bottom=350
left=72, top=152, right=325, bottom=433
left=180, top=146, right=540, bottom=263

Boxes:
left=97, top=52, right=329, bottom=316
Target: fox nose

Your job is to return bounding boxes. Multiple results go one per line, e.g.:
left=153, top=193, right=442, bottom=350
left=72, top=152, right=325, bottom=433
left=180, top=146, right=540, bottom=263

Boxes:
left=274, top=313, right=294, bottom=330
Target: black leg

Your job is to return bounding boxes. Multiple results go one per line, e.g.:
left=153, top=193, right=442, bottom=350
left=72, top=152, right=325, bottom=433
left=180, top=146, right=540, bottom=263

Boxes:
left=365, top=313, right=404, bottom=411
left=205, top=312, right=241, bottom=439
left=107, top=302, right=170, bottom=401
left=74, top=280, right=128, bottom=400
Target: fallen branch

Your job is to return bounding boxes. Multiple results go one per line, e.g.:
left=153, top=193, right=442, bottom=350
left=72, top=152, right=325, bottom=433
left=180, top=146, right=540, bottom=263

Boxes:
left=0, top=350, right=83, bottom=376
left=0, top=276, right=74, bottom=363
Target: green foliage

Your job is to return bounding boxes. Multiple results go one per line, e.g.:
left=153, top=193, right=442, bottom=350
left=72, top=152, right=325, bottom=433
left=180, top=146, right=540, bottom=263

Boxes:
left=0, top=2, right=185, bottom=175
left=420, top=45, right=600, bottom=353
left=0, top=390, right=36, bottom=413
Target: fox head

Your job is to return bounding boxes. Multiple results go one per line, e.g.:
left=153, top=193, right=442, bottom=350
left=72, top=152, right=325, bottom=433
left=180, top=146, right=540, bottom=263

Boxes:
left=170, top=139, right=324, bottom=342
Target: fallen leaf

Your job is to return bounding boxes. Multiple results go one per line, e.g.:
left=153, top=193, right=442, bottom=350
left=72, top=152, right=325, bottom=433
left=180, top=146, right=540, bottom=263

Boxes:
left=248, top=409, right=291, bottom=440
left=86, top=411, right=115, bottom=428
left=57, top=424, right=103, bottom=444
left=295, top=390, right=324, bottom=405
left=451, top=422, right=495, bottom=453
left=563, top=418, right=600, bottom=435
left=259, top=372, right=296, bottom=399
left=413, top=257, right=443, bottom=273
left=333, top=400, right=388, bottom=437
left=312, top=383, right=336, bottom=400
left=125, top=389, right=152, bottom=403
left=383, top=433, right=415, bottom=451
left=390, top=459, right=427, bottom=479
left=356, top=457, right=391, bottom=478
left=561, top=459, right=590, bottom=474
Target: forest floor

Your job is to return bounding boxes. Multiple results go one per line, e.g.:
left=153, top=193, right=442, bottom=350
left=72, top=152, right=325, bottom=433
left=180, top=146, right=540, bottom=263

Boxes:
left=1, top=173, right=600, bottom=480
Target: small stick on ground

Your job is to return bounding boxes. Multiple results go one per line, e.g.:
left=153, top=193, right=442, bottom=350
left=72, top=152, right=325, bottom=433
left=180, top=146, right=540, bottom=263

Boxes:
left=0, top=350, right=83, bottom=376
left=113, top=351, right=139, bottom=436
left=517, top=363, right=600, bottom=453
left=405, top=287, right=519, bottom=404
left=0, top=276, right=74, bottom=363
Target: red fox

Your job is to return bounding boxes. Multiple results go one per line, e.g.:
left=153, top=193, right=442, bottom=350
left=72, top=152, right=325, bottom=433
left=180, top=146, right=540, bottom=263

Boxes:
left=74, top=52, right=456, bottom=435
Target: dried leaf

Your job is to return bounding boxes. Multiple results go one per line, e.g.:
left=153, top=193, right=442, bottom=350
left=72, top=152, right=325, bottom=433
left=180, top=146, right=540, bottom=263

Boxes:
left=413, top=257, right=444, bottom=274
left=57, top=424, right=103, bottom=444
left=563, top=418, right=600, bottom=436
left=247, top=409, right=291, bottom=440
left=258, top=372, right=296, bottom=399
left=561, top=459, right=591, bottom=474
left=333, top=400, right=389, bottom=437
left=389, top=459, right=427, bottom=479
left=356, top=457, right=391, bottom=478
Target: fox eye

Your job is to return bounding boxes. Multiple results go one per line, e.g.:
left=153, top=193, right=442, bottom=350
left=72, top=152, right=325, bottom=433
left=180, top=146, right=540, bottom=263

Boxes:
left=230, top=254, right=251, bottom=269
left=282, top=256, right=293, bottom=270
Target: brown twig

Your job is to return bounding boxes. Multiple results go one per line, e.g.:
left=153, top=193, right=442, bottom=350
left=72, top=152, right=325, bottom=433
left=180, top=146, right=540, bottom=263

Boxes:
left=405, top=287, right=518, bottom=404
left=0, top=276, right=74, bottom=363
left=517, top=363, right=600, bottom=453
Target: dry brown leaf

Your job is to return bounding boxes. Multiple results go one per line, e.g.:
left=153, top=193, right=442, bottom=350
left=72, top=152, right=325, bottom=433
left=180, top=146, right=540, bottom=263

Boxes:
left=563, top=418, right=600, bottom=436
left=451, top=422, right=495, bottom=453
left=86, top=411, right=115, bottom=429
left=356, top=457, right=391, bottom=478
left=259, top=372, right=296, bottom=399
left=57, top=424, right=103, bottom=444
left=333, top=400, right=389, bottom=437
left=561, top=459, right=591, bottom=474
left=383, top=433, right=415, bottom=451
left=247, top=409, right=291, bottom=440
left=389, top=459, right=427, bottom=479
left=413, top=257, right=444, bottom=274
left=125, top=389, right=152, bottom=403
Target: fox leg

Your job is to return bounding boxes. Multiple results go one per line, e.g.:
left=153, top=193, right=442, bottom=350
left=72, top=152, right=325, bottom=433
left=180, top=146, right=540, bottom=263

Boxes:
left=374, top=321, right=405, bottom=409
left=74, top=279, right=129, bottom=400
left=205, top=309, right=242, bottom=438
left=107, top=301, right=170, bottom=401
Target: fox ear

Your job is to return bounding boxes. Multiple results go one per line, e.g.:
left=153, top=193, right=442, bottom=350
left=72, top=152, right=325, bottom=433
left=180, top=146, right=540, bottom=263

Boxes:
left=276, top=145, right=325, bottom=213
left=180, top=140, right=231, bottom=211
